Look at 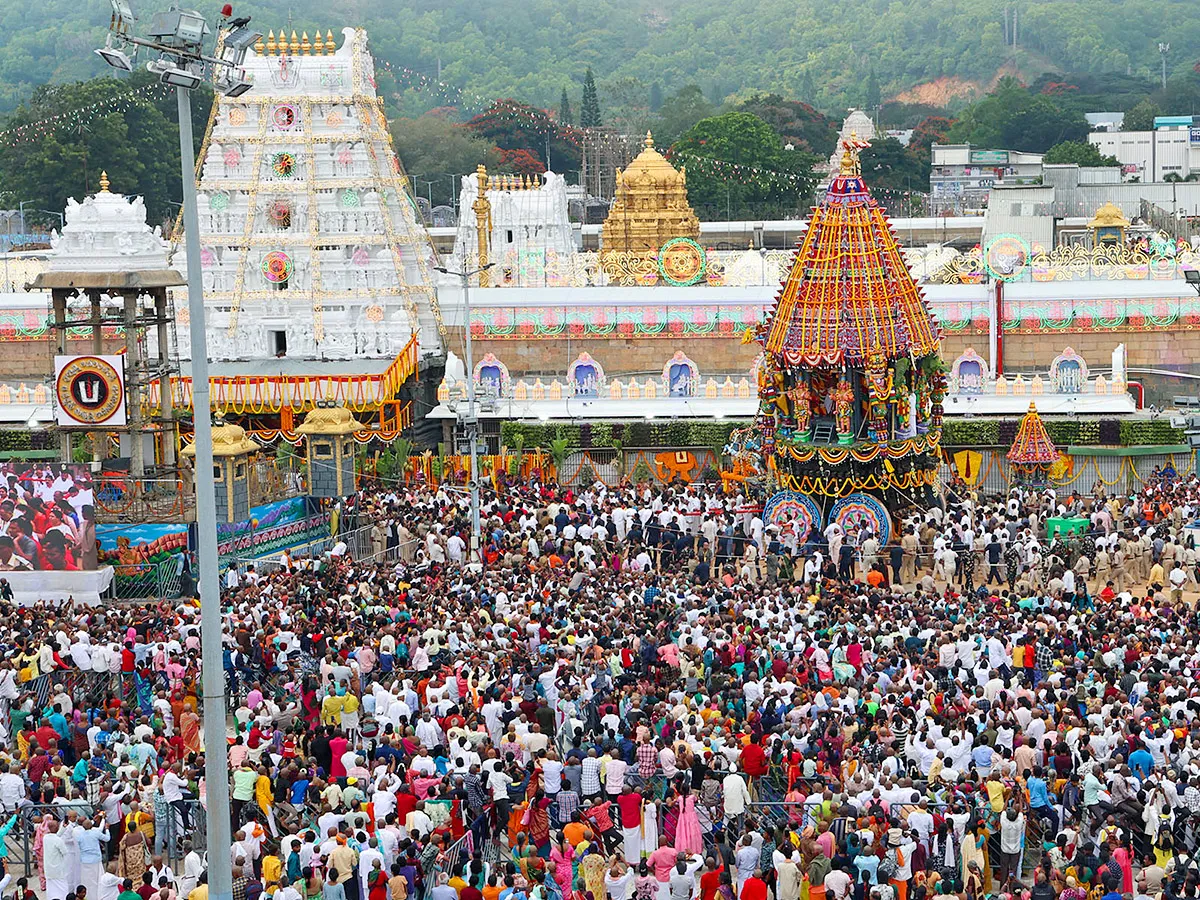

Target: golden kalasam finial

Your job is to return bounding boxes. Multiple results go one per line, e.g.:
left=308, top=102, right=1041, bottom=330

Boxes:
left=326, top=29, right=335, bottom=51
left=266, top=30, right=276, bottom=53
left=301, top=31, right=311, bottom=54
left=645, top=130, right=654, bottom=149
left=254, top=31, right=264, bottom=53
left=290, top=30, right=300, bottom=54
left=99, top=171, right=110, bottom=193
left=838, top=130, right=870, bottom=178
left=312, top=30, right=324, bottom=54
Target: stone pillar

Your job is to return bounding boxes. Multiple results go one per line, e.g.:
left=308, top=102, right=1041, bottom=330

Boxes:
left=473, top=165, right=491, bottom=287
left=52, top=291, right=71, bottom=462
left=297, top=405, right=363, bottom=498
left=123, top=292, right=144, bottom=482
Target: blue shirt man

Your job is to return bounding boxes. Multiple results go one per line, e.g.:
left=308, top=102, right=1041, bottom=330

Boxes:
left=1129, top=747, right=1154, bottom=780
left=76, top=821, right=110, bottom=863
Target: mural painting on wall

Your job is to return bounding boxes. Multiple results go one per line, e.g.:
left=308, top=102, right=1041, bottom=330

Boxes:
left=215, top=496, right=328, bottom=561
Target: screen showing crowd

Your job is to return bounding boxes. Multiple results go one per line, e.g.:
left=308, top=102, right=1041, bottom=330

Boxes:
left=0, top=463, right=97, bottom=571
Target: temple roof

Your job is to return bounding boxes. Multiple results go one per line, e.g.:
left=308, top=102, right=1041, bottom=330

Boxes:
left=1087, top=201, right=1130, bottom=230
left=1007, top=402, right=1060, bottom=465
left=760, top=138, right=942, bottom=366
left=601, top=131, right=699, bottom=253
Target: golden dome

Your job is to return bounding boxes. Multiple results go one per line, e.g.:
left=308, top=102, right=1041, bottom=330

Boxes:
left=601, top=130, right=700, bottom=255
left=1087, top=201, right=1130, bottom=230
left=622, top=131, right=687, bottom=187
left=296, top=404, right=363, bottom=435
left=180, top=423, right=259, bottom=458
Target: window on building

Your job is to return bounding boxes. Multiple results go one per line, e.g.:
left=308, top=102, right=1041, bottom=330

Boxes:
left=313, top=441, right=333, bottom=458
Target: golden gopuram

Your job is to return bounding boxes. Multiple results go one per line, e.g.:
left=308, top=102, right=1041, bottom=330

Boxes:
left=601, top=131, right=701, bottom=254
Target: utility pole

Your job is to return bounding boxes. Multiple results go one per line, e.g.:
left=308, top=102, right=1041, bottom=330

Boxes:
left=1160, top=43, right=1170, bottom=92
left=435, top=263, right=494, bottom=562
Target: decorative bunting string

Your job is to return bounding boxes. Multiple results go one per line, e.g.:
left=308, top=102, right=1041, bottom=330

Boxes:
left=0, top=82, right=172, bottom=146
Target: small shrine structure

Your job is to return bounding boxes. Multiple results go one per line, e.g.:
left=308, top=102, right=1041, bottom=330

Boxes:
left=1088, top=202, right=1130, bottom=247
left=1007, top=402, right=1060, bottom=486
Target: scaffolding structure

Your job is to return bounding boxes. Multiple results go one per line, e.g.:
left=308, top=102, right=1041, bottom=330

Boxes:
left=581, top=127, right=639, bottom=203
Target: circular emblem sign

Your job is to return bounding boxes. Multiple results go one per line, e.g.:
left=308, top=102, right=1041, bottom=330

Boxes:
left=983, top=234, right=1031, bottom=282
left=56, top=356, right=123, bottom=425
left=658, top=237, right=707, bottom=286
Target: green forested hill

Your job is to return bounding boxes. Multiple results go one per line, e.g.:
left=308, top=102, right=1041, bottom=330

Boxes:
left=0, top=0, right=1195, bottom=115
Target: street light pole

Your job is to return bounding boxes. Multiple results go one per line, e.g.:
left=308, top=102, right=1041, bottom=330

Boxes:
left=94, top=6, right=261, bottom=900
left=177, top=85, right=234, bottom=900
left=436, top=263, right=494, bottom=562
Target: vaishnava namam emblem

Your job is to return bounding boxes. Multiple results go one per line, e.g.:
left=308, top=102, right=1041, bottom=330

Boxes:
left=56, top=356, right=123, bottom=425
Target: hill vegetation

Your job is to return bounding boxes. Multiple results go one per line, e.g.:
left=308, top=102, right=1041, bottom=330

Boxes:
left=3, top=0, right=1200, bottom=116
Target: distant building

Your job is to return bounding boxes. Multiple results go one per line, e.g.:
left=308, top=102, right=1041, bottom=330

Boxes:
left=930, top=144, right=1044, bottom=214
left=1089, top=120, right=1200, bottom=182
left=1085, top=112, right=1125, bottom=132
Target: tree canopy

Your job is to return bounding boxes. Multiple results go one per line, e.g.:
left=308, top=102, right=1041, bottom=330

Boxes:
left=0, top=71, right=210, bottom=228
left=8, top=0, right=1200, bottom=118
left=945, top=76, right=1089, bottom=153
left=670, top=112, right=817, bottom=219
left=1042, top=140, right=1120, bottom=167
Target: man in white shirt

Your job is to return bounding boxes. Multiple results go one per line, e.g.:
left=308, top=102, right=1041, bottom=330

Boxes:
left=43, top=821, right=70, bottom=900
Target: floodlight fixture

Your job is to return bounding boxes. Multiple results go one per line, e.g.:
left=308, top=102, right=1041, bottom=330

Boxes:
left=95, top=38, right=135, bottom=71
left=147, top=58, right=203, bottom=90
left=147, top=7, right=210, bottom=50
left=1186, top=268, right=1200, bottom=296
left=218, top=26, right=262, bottom=70
left=222, top=25, right=261, bottom=54
left=218, top=68, right=254, bottom=97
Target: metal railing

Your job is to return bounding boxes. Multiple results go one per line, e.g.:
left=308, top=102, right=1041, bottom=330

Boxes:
left=105, top=556, right=186, bottom=600
left=420, top=812, right=489, bottom=899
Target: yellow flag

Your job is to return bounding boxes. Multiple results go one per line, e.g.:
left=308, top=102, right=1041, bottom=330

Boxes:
left=953, top=449, right=983, bottom=485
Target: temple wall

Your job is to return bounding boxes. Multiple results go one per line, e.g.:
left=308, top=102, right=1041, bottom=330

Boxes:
left=445, top=331, right=762, bottom=380
left=445, top=325, right=1200, bottom=404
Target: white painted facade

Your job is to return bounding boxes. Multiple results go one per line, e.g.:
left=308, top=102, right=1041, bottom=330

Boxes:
left=171, top=27, right=442, bottom=363
left=449, top=171, right=575, bottom=284
left=1089, top=126, right=1200, bottom=182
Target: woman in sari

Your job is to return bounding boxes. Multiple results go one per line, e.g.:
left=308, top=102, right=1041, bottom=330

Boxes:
left=512, top=833, right=539, bottom=883
left=180, top=707, right=201, bottom=756
left=580, top=846, right=607, bottom=900
left=303, top=867, right=325, bottom=900
left=550, top=838, right=575, bottom=899
left=117, top=820, right=149, bottom=882
left=961, top=823, right=990, bottom=897
left=527, top=792, right=553, bottom=858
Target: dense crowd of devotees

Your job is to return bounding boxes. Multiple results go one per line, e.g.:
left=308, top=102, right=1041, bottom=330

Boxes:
left=6, top=469, right=1200, bottom=900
